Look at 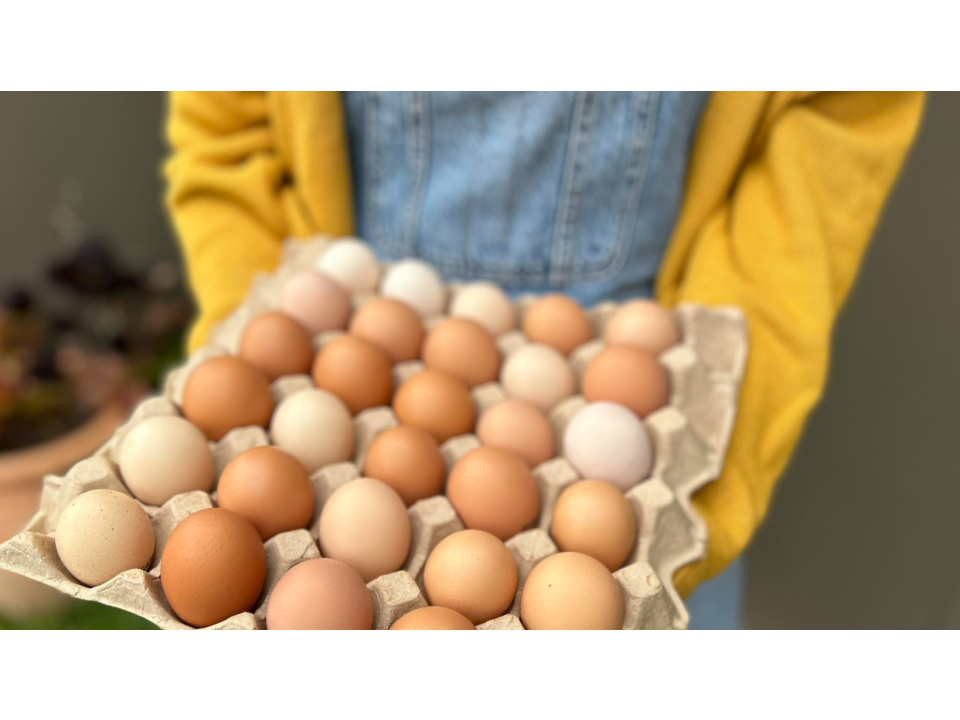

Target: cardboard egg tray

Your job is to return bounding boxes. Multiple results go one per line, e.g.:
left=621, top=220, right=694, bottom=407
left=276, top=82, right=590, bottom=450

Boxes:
left=0, top=236, right=747, bottom=630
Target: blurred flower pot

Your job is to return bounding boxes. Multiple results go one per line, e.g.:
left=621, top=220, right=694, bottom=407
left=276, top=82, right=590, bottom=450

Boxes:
left=0, top=403, right=127, bottom=620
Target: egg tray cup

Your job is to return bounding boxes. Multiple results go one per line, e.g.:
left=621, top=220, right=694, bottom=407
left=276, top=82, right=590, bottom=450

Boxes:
left=0, top=236, right=747, bottom=630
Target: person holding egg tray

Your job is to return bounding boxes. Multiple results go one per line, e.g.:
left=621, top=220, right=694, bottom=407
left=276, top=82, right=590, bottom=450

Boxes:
left=164, top=91, right=923, bottom=629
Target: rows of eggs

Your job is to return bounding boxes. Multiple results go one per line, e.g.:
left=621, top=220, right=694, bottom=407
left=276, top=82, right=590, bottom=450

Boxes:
left=52, top=239, right=681, bottom=630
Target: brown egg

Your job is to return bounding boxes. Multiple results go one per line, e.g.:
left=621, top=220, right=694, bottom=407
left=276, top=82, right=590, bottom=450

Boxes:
left=160, top=508, right=266, bottom=628
left=550, top=480, right=636, bottom=571
left=349, top=297, right=424, bottom=363
left=266, top=558, right=372, bottom=630
left=238, top=311, right=314, bottom=381
left=422, top=317, right=501, bottom=388
left=216, top=446, right=315, bottom=541
left=522, top=294, right=593, bottom=355
left=603, top=299, right=679, bottom=355
left=475, top=398, right=555, bottom=468
left=423, top=529, right=518, bottom=625
left=317, top=478, right=411, bottom=582
left=390, top=606, right=476, bottom=630
left=582, top=346, right=669, bottom=418
left=392, top=370, right=475, bottom=443
left=362, top=425, right=445, bottom=506
left=520, top=552, right=624, bottom=630
left=446, top=447, right=540, bottom=541
left=312, top=335, right=393, bottom=415
left=181, top=356, right=274, bottom=441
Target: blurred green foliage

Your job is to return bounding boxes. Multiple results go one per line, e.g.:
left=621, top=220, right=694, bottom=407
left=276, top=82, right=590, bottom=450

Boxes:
left=0, top=599, right=158, bottom=630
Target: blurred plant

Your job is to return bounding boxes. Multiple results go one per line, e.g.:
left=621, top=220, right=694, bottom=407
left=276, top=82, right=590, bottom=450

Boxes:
left=0, top=196, right=190, bottom=451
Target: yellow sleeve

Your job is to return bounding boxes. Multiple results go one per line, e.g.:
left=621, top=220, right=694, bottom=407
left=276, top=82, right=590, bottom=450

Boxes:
left=164, top=91, right=288, bottom=354
left=667, top=92, right=925, bottom=596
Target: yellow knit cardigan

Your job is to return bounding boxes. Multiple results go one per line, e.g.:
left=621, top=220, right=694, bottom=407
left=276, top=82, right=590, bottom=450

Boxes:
left=165, top=91, right=923, bottom=596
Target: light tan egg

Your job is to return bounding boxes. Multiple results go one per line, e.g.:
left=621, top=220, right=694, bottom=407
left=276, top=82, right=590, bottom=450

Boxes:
left=269, top=388, right=354, bottom=473
left=279, top=269, right=351, bottom=335
left=522, top=294, right=593, bottom=355
left=238, top=311, right=315, bottom=381
left=317, top=478, right=411, bottom=582
left=500, top=343, right=576, bottom=412
left=520, top=552, right=624, bottom=630
left=422, top=317, right=501, bottom=388
left=55, top=489, right=155, bottom=587
left=582, top=345, right=669, bottom=418
left=603, top=299, right=679, bottom=355
left=475, top=398, right=555, bottom=468
left=550, top=480, right=636, bottom=571
left=392, top=370, right=475, bottom=443
left=423, top=529, right=518, bottom=625
left=449, top=281, right=516, bottom=336
left=349, top=297, right=425, bottom=363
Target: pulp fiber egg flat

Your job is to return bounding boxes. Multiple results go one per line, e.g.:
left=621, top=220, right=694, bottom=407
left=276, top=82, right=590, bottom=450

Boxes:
left=160, top=508, right=265, bottom=628
left=279, top=269, right=351, bottom=335
left=603, top=299, right=679, bottom=355
left=312, top=335, right=393, bottom=415
left=55, top=489, right=155, bottom=587
left=449, top=281, right=516, bottom=336
left=118, top=415, right=214, bottom=506
left=380, top=258, right=446, bottom=317
left=522, top=294, right=593, bottom=355
left=520, top=552, right=624, bottom=630
left=316, top=238, right=380, bottom=293
left=393, top=369, right=475, bottom=443
left=267, top=558, right=372, bottom=630
left=421, top=317, right=501, bottom=388
left=500, top=343, right=576, bottom=412
left=270, top=388, right=354, bottom=473
left=181, top=356, right=274, bottom=441
left=475, top=398, right=555, bottom=468
left=582, top=345, right=669, bottom=418
left=317, top=478, right=411, bottom=583
left=216, top=446, right=315, bottom=541
left=563, top=401, right=653, bottom=490
left=238, top=311, right=315, bottom=381
left=349, top=297, right=425, bottom=363
left=423, top=529, right=518, bottom=625
left=362, top=425, right=445, bottom=506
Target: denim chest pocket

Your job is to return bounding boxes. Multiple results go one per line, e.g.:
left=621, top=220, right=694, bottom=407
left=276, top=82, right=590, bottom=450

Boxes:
left=349, top=91, right=660, bottom=287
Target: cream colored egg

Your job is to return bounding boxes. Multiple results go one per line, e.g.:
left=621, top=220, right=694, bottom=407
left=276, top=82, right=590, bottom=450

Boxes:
left=270, top=389, right=355, bottom=473
left=118, top=415, right=215, bottom=506
left=500, top=343, right=576, bottom=412
left=380, top=259, right=446, bottom=317
left=55, top=489, right=155, bottom=587
left=449, top=281, right=516, bottom=336
left=316, top=238, right=380, bottom=293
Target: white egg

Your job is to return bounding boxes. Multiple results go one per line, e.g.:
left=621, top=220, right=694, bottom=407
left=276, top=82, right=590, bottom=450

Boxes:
left=563, top=402, right=652, bottom=491
left=118, top=416, right=215, bottom=506
left=380, top=259, right=446, bottom=317
left=316, top=238, right=380, bottom=293
left=270, top=389, right=355, bottom=473
left=449, top=281, right=517, bottom=336
left=500, top=344, right=576, bottom=412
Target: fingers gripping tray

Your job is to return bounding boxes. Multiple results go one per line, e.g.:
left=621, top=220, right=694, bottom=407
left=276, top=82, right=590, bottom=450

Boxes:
left=0, top=237, right=747, bottom=630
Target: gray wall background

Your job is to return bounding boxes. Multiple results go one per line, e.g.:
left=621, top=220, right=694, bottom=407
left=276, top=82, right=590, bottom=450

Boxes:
left=1, top=92, right=957, bottom=628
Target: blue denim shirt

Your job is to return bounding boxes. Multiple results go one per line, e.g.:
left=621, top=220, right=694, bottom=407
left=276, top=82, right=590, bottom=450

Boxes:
left=343, top=92, right=709, bottom=305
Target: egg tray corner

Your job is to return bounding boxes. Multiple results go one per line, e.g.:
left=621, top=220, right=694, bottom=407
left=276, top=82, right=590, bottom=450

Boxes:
left=0, top=236, right=747, bottom=630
